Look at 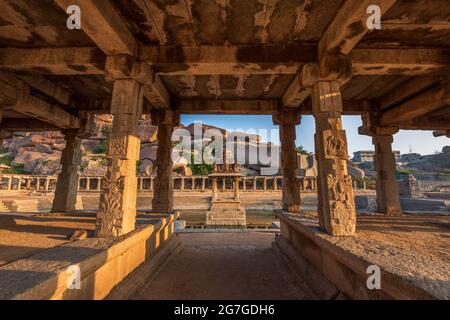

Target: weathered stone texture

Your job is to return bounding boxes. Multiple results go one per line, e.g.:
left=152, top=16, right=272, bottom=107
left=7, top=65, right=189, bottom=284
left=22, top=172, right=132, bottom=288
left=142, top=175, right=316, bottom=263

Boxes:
left=373, top=134, right=402, bottom=215
left=51, top=130, right=82, bottom=213
left=273, top=110, right=302, bottom=213
left=312, top=81, right=356, bottom=236
left=96, top=79, right=143, bottom=237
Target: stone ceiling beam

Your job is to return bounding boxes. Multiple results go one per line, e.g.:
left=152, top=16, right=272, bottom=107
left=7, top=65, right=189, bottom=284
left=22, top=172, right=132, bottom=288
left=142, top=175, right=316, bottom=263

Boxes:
left=0, top=72, right=80, bottom=129
left=379, top=77, right=439, bottom=110
left=175, top=99, right=279, bottom=115
left=0, top=47, right=105, bottom=75
left=318, top=0, right=397, bottom=60
left=399, top=116, right=450, bottom=131
left=0, top=118, right=60, bottom=132
left=11, top=93, right=80, bottom=129
left=54, top=0, right=137, bottom=55
left=17, top=75, right=71, bottom=106
left=139, top=44, right=316, bottom=75
left=380, top=82, right=450, bottom=126
left=352, top=49, right=450, bottom=76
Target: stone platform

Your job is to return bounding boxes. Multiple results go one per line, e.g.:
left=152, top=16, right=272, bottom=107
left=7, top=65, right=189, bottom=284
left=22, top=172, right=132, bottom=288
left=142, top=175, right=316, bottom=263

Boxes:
left=206, top=199, right=246, bottom=226
left=0, top=212, right=180, bottom=300
left=276, top=212, right=450, bottom=300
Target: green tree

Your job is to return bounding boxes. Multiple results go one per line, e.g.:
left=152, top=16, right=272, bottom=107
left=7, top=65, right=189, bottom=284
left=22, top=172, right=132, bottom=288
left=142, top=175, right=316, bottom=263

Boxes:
left=296, top=145, right=309, bottom=155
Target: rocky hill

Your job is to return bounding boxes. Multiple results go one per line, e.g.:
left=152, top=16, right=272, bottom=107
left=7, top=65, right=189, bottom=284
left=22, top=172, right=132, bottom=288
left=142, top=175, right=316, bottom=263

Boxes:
left=1, top=115, right=364, bottom=178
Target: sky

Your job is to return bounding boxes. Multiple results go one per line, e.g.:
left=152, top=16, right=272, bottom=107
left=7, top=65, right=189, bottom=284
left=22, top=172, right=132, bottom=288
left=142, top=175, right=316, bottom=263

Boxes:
left=181, top=114, right=450, bottom=156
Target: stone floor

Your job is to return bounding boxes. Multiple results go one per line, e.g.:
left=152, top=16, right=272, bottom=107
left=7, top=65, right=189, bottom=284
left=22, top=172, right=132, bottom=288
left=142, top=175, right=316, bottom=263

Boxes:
left=135, top=232, right=315, bottom=300
left=0, top=213, right=96, bottom=267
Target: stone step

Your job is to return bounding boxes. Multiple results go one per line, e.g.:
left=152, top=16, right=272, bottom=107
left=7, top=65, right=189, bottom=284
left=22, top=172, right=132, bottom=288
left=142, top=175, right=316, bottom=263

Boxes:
left=0, top=201, right=10, bottom=212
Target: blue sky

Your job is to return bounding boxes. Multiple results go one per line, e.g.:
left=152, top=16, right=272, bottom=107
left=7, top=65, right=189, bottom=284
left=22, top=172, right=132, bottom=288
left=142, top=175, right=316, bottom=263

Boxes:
left=181, top=114, right=450, bottom=156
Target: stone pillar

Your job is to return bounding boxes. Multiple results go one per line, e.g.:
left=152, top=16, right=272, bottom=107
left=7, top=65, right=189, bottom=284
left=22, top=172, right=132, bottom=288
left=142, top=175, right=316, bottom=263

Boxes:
left=96, top=79, right=143, bottom=238
left=312, top=81, right=356, bottom=236
left=180, top=177, right=185, bottom=191
left=51, top=130, right=82, bottom=213
left=373, top=134, right=401, bottom=215
left=273, top=110, right=302, bottom=213
left=234, top=176, right=240, bottom=201
left=212, top=178, right=218, bottom=201
left=151, top=110, right=179, bottom=213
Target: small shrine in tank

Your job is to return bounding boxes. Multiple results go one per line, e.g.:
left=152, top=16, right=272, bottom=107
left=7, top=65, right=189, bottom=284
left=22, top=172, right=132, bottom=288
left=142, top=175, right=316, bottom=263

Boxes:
left=206, top=150, right=246, bottom=226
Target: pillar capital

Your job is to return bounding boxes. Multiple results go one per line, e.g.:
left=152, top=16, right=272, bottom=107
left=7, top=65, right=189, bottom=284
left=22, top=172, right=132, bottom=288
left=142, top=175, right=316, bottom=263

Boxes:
left=272, top=110, right=301, bottom=126
left=151, top=109, right=180, bottom=126
left=359, top=108, right=399, bottom=137
left=311, top=81, right=343, bottom=114
left=302, top=54, right=352, bottom=89
left=318, top=54, right=353, bottom=87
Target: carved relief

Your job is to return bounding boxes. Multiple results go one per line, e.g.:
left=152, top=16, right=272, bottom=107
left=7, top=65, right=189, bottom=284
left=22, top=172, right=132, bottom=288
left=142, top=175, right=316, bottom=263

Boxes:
left=108, top=136, right=127, bottom=157
left=323, top=130, right=348, bottom=159
left=326, top=174, right=355, bottom=218
left=97, top=174, right=125, bottom=237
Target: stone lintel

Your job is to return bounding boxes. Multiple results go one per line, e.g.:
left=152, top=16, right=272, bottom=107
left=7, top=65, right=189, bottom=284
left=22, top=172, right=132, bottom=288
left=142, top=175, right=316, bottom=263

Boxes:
left=272, top=109, right=301, bottom=126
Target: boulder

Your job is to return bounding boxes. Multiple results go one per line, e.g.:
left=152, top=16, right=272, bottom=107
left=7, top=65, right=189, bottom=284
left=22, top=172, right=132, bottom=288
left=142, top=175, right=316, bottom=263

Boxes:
left=173, top=162, right=193, bottom=176
left=35, top=144, right=53, bottom=154
left=83, top=165, right=107, bottom=176
left=53, top=143, right=66, bottom=152
left=140, top=144, right=158, bottom=161
left=33, top=159, right=61, bottom=175
left=140, top=159, right=154, bottom=176
left=138, top=119, right=158, bottom=143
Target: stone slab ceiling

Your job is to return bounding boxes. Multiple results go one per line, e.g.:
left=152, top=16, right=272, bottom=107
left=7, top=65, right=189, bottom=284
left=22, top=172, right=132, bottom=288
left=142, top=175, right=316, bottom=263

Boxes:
left=0, top=0, right=448, bottom=129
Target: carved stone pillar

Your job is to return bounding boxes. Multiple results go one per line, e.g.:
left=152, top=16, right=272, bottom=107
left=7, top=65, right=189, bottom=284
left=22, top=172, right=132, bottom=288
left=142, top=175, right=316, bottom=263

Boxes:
left=273, top=110, right=302, bottom=213
left=373, top=134, right=402, bottom=215
left=96, top=79, right=143, bottom=238
left=151, top=110, right=179, bottom=213
left=51, top=130, right=82, bottom=213
left=312, top=81, right=356, bottom=236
